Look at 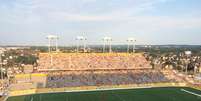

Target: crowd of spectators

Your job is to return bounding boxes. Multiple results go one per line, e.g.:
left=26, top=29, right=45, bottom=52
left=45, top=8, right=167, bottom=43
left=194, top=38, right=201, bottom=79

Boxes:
left=0, top=80, right=8, bottom=92
left=145, top=52, right=201, bottom=73
left=37, top=53, right=151, bottom=70
left=36, top=53, right=182, bottom=88
left=46, top=70, right=175, bottom=88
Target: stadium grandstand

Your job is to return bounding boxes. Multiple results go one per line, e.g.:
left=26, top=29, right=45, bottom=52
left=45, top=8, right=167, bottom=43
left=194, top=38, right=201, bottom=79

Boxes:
left=37, top=53, right=151, bottom=71
left=1, top=37, right=201, bottom=101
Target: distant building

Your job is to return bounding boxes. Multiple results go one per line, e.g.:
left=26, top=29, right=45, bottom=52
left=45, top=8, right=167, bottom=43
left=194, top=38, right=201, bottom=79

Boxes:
left=185, top=51, right=192, bottom=57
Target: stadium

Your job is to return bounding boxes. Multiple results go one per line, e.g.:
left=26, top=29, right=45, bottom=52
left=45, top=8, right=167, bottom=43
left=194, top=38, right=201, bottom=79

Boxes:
left=1, top=50, right=201, bottom=101
left=0, top=0, right=201, bottom=100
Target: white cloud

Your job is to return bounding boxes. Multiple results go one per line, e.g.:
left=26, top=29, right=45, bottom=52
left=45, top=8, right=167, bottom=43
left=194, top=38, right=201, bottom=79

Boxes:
left=0, top=0, right=170, bottom=22
left=80, top=0, right=97, bottom=3
left=0, top=0, right=199, bottom=29
left=0, top=0, right=201, bottom=45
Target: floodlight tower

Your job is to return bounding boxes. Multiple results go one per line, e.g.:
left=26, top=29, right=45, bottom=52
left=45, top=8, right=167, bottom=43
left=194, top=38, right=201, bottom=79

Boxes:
left=133, top=39, right=137, bottom=53
left=126, top=38, right=132, bottom=53
left=46, top=35, right=59, bottom=66
left=76, top=36, right=87, bottom=52
left=102, top=38, right=106, bottom=53
left=55, top=36, right=59, bottom=52
left=83, top=37, right=87, bottom=52
left=76, top=37, right=79, bottom=52
left=46, top=35, right=59, bottom=52
left=127, top=38, right=136, bottom=53
left=103, top=37, right=112, bottom=53
left=109, top=37, right=112, bottom=53
left=47, top=36, right=52, bottom=53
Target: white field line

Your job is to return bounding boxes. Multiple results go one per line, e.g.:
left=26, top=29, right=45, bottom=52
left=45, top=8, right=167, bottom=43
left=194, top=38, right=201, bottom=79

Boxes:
left=2, top=96, right=8, bottom=101
left=181, top=89, right=201, bottom=97
left=64, top=86, right=153, bottom=93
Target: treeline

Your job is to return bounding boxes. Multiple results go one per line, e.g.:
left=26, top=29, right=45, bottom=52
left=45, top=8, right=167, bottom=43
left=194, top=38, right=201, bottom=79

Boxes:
left=15, top=55, right=38, bottom=65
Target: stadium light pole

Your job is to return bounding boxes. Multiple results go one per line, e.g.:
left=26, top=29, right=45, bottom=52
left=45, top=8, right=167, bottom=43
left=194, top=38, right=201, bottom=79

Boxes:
left=47, top=35, right=59, bottom=52
left=55, top=36, right=59, bottom=52
left=46, top=35, right=58, bottom=66
left=133, top=39, right=137, bottom=53
left=76, top=36, right=87, bottom=53
left=103, top=37, right=112, bottom=53
left=102, top=38, right=106, bottom=53
left=47, top=35, right=53, bottom=66
left=82, top=33, right=87, bottom=53
left=103, top=42, right=106, bottom=53
left=127, top=38, right=133, bottom=53
left=47, top=36, right=51, bottom=54
left=76, top=37, right=79, bottom=53
left=109, top=38, right=112, bottom=53
left=83, top=37, right=87, bottom=53
left=127, top=40, right=130, bottom=53
left=127, top=38, right=135, bottom=53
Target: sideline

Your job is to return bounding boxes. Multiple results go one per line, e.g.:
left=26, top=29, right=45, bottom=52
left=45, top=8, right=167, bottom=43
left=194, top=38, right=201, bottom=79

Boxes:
left=8, top=86, right=154, bottom=97
left=8, top=83, right=186, bottom=97
left=181, top=89, right=201, bottom=97
left=64, top=86, right=153, bottom=93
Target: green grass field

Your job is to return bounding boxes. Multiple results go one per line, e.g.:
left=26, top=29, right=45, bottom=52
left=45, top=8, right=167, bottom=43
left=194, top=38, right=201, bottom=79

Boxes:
left=7, top=87, right=201, bottom=101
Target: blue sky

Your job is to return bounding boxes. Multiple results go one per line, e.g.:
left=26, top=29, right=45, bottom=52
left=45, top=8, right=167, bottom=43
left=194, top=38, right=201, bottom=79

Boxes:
left=0, top=0, right=201, bottom=45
